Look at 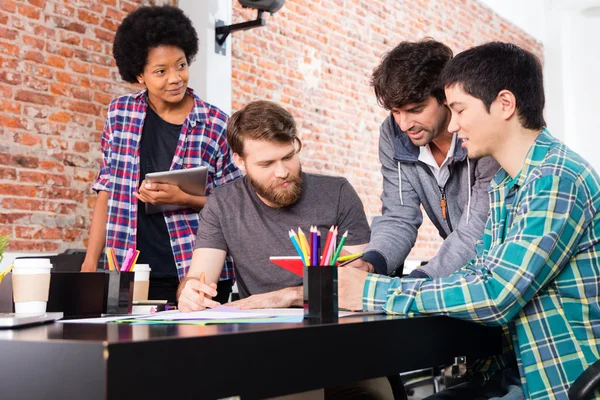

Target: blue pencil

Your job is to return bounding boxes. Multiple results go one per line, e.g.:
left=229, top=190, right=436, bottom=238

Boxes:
left=289, top=230, right=306, bottom=266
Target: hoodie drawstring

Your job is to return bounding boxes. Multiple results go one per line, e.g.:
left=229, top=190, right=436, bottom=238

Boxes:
left=466, top=157, right=471, bottom=224
left=397, top=161, right=404, bottom=205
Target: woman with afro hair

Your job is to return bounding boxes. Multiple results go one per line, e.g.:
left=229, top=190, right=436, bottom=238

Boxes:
left=81, top=5, right=241, bottom=304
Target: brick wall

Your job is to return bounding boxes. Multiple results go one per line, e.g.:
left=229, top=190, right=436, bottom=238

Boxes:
left=0, top=0, right=542, bottom=261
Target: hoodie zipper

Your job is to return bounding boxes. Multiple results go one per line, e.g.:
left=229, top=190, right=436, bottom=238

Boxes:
left=439, top=186, right=453, bottom=231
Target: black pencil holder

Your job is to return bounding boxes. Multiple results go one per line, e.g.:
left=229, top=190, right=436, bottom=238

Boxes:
left=303, top=265, right=338, bottom=324
left=105, top=271, right=134, bottom=315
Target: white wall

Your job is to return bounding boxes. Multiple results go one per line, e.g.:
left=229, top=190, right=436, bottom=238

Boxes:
left=482, top=0, right=600, bottom=171
left=478, top=0, right=547, bottom=42
left=179, top=0, right=233, bottom=115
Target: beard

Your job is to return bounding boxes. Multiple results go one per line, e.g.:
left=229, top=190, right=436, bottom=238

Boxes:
left=248, top=169, right=303, bottom=208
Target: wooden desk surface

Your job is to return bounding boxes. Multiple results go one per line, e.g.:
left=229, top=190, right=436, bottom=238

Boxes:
left=0, top=314, right=502, bottom=400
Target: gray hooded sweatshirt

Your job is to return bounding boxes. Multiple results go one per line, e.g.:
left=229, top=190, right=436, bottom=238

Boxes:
left=363, top=115, right=499, bottom=278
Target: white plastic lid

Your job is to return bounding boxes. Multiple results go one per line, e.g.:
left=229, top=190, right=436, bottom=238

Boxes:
left=13, top=258, right=53, bottom=268
left=134, top=264, right=151, bottom=272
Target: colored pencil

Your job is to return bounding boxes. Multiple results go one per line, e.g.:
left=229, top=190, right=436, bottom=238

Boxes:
left=319, top=226, right=334, bottom=266
left=331, top=230, right=348, bottom=265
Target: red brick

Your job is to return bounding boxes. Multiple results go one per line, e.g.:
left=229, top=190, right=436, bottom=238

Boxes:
left=0, top=0, right=17, bottom=13
left=0, top=167, right=17, bottom=180
left=59, top=30, right=81, bottom=46
left=47, top=54, right=66, bottom=69
left=0, top=40, right=19, bottom=56
left=120, top=1, right=137, bottom=13
left=38, top=160, right=64, bottom=172
left=69, top=59, right=90, bottom=73
left=82, top=38, right=103, bottom=53
left=17, top=3, right=41, bottom=19
left=24, top=50, right=45, bottom=63
left=12, top=155, right=39, bottom=168
left=93, top=91, right=111, bottom=105
left=49, top=83, right=68, bottom=96
left=22, top=35, right=45, bottom=50
left=64, top=100, right=100, bottom=115
left=9, top=240, right=59, bottom=252
left=40, top=227, right=62, bottom=239
left=105, top=7, right=125, bottom=21
left=0, top=70, right=21, bottom=85
left=78, top=9, right=100, bottom=25
left=19, top=170, right=70, bottom=186
left=14, top=133, right=42, bottom=146
left=0, top=183, right=37, bottom=197
left=28, top=0, right=46, bottom=7
left=24, top=62, right=54, bottom=79
left=94, top=28, right=115, bottom=42
left=100, top=18, right=119, bottom=32
left=16, top=90, right=55, bottom=106
left=0, top=212, right=31, bottom=224
left=49, top=111, right=70, bottom=123
left=15, top=226, right=42, bottom=239
left=23, top=76, right=49, bottom=91
left=0, top=116, right=24, bottom=129
left=56, top=71, right=76, bottom=84
left=33, top=24, right=54, bottom=38
left=0, top=27, right=18, bottom=40
left=63, top=228, right=83, bottom=242
left=73, top=141, right=90, bottom=152
left=46, top=42, right=74, bottom=57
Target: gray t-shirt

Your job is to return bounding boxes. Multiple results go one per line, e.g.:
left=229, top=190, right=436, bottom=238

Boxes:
left=195, top=172, right=370, bottom=298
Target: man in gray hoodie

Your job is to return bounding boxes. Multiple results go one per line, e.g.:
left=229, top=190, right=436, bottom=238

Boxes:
left=353, top=39, right=499, bottom=279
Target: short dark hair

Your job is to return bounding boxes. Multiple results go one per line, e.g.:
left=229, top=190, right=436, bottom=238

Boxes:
left=227, top=101, right=302, bottom=157
left=371, top=38, right=453, bottom=110
left=113, top=5, right=199, bottom=83
left=440, top=42, right=546, bottom=130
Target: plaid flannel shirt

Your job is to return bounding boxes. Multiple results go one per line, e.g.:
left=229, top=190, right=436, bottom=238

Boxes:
left=92, top=88, right=241, bottom=281
left=364, top=129, right=600, bottom=400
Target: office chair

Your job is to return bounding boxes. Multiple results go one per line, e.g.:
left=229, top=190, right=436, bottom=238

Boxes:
left=569, top=360, right=600, bottom=400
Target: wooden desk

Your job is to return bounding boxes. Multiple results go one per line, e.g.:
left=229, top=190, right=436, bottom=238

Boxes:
left=0, top=315, right=502, bottom=399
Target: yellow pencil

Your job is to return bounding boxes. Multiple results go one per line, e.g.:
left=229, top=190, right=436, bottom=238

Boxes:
left=105, top=248, right=115, bottom=271
left=129, top=250, right=140, bottom=271
left=337, top=252, right=364, bottom=263
left=297, top=227, right=310, bottom=266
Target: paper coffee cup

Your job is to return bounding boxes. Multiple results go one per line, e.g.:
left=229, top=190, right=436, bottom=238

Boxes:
left=133, top=264, right=151, bottom=301
left=12, top=258, right=53, bottom=314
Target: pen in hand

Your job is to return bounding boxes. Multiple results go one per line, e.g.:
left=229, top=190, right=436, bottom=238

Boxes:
left=198, top=272, right=206, bottom=304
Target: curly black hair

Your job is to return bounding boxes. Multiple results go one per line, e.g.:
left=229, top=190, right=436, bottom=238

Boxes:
left=371, top=38, right=453, bottom=110
left=113, top=5, right=199, bottom=83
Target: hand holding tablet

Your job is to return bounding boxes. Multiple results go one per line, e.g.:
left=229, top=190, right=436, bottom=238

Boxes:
left=142, top=166, right=208, bottom=214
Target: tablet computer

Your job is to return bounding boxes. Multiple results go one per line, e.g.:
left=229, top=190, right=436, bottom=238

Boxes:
left=144, top=166, right=208, bottom=214
left=0, top=312, right=64, bottom=328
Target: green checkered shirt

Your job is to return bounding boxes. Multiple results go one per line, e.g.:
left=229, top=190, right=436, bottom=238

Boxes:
left=364, top=129, right=600, bottom=399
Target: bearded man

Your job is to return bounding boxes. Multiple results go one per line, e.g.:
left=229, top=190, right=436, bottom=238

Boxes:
left=177, top=100, right=371, bottom=311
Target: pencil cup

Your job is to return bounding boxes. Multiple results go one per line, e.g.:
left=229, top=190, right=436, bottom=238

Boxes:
left=12, top=258, right=53, bottom=314
left=106, top=270, right=134, bottom=315
left=133, top=264, right=151, bottom=301
left=303, top=265, right=338, bottom=324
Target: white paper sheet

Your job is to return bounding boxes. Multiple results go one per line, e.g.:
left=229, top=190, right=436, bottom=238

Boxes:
left=141, top=306, right=275, bottom=320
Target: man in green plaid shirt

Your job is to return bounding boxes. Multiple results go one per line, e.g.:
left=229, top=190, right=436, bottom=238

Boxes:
left=339, top=42, right=600, bottom=400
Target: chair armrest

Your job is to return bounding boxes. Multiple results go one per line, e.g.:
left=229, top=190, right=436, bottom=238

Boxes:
left=569, top=360, right=600, bottom=400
